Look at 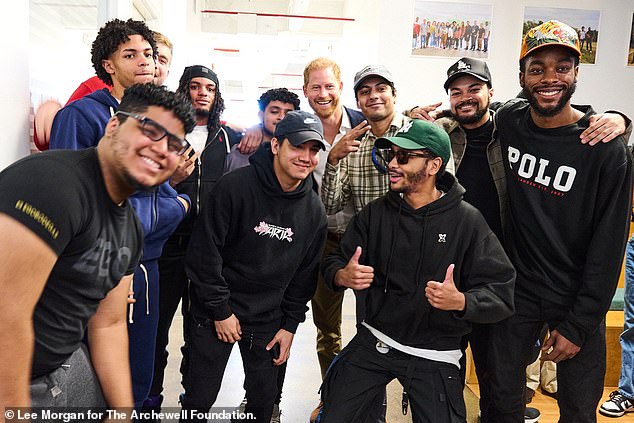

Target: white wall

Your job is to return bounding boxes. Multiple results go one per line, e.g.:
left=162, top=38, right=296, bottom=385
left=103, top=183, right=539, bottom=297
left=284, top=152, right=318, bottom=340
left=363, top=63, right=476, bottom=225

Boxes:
left=4, top=0, right=634, bottom=171
left=375, top=0, right=634, bottom=118
left=1, top=1, right=30, bottom=169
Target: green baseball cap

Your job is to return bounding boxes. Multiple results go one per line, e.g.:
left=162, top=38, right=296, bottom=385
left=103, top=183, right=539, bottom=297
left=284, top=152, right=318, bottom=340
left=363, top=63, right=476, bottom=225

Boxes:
left=375, top=120, right=450, bottom=164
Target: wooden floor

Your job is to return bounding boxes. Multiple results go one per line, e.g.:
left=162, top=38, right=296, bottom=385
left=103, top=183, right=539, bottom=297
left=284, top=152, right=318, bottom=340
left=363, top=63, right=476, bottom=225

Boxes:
left=466, top=384, right=634, bottom=422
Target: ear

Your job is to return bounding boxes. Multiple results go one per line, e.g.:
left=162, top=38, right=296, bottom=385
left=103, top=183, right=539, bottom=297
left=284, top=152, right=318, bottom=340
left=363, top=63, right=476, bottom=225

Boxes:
left=104, top=115, right=121, bottom=137
left=258, top=110, right=264, bottom=123
left=102, top=59, right=115, bottom=75
left=302, top=85, right=308, bottom=97
left=573, top=65, right=579, bottom=83
left=270, top=137, right=280, bottom=156
left=428, top=157, right=442, bottom=176
left=488, top=87, right=494, bottom=100
left=519, top=71, right=525, bottom=88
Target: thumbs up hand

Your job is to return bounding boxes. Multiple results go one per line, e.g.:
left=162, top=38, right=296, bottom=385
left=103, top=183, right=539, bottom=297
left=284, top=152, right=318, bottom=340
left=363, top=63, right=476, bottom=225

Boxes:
left=334, top=246, right=375, bottom=290
left=425, top=264, right=466, bottom=311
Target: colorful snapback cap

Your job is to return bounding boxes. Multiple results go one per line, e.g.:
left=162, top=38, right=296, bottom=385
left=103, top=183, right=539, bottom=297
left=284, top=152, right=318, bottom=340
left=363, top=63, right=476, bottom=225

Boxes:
left=520, top=20, right=581, bottom=61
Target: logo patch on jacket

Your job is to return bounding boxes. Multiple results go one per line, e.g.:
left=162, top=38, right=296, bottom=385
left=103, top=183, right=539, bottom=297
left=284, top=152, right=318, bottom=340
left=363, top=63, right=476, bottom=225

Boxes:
left=438, top=233, right=447, bottom=243
left=254, top=221, right=294, bottom=242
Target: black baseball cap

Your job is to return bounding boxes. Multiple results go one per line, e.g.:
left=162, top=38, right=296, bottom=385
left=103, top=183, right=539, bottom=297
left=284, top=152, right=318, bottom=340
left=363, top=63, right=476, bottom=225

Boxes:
left=274, top=110, right=326, bottom=150
left=443, top=57, right=492, bottom=91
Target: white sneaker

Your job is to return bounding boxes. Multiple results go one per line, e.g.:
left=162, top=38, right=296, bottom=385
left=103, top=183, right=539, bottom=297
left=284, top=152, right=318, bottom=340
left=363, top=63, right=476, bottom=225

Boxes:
left=600, top=391, right=634, bottom=417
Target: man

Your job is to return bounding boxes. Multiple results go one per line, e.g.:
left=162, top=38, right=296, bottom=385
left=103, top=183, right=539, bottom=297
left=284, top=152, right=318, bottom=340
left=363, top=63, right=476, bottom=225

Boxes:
left=48, top=21, right=189, bottom=409
left=225, top=87, right=300, bottom=172
left=50, top=18, right=157, bottom=149
left=180, top=110, right=327, bottom=422
left=321, top=64, right=455, bottom=219
left=0, top=83, right=194, bottom=414
left=146, top=64, right=241, bottom=410
left=579, top=26, right=587, bottom=51
left=436, top=56, right=540, bottom=423
left=486, top=20, right=632, bottom=422
left=153, top=31, right=173, bottom=86
left=317, top=119, right=515, bottom=422
left=585, top=27, right=594, bottom=52
left=302, top=57, right=367, bottom=374
left=223, top=87, right=300, bottom=422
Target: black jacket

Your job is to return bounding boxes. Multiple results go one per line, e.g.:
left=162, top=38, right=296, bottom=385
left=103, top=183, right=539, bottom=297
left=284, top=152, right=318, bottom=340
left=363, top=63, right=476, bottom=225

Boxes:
left=186, top=144, right=327, bottom=333
left=172, top=124, right=240, bottom=238
left=322, top=172, right=515, bottom=350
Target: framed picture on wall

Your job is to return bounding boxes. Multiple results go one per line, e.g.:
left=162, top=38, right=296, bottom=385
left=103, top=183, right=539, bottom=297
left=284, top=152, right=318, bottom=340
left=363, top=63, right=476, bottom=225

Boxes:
left=523, top=7, right=600, bottom=64
left=411, top=1, right=493, bottom=59
left=627, top=13, right=634, bottom=66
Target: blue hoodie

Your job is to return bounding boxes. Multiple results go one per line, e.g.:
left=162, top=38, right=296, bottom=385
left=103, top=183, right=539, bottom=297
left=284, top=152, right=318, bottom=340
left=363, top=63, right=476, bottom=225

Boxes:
left=50, top=88, right=119, bottom=150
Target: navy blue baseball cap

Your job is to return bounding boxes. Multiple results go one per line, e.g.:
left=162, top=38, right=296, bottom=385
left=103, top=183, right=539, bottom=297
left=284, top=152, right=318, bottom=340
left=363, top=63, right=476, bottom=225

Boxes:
left=274, top=110, right=326, bottom=150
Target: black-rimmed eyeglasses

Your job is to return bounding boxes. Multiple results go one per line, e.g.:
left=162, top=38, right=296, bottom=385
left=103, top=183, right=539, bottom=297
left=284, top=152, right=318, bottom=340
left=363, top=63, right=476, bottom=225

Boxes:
left=375, top=148, right=434, bottom=166
left=116, top=111, right=190, bottom=156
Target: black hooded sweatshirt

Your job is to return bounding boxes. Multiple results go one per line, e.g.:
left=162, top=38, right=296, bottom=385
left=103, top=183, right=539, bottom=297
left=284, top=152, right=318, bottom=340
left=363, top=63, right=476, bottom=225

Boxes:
left=186, top=144, right=327, bottom=333
left=322, top=172, right=515, bottom=351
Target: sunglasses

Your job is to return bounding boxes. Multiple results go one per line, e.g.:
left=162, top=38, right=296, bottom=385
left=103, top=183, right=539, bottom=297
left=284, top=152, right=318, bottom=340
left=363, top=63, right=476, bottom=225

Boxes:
left=375, top=148, right=434, bottom=166
left=116, top=111, right=190, bottom=156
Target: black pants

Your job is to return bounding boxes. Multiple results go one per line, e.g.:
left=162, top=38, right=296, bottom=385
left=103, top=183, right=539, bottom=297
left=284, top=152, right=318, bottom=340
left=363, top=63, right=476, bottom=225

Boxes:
left=319, top=326, right=466, bottom=423
left=462, top=323, right=492, bottom=416
left=180, top=316, right=279, bottom=423
left=485, top=290, right=606, bottom=423
left=150, top=236, right=191, bottom=399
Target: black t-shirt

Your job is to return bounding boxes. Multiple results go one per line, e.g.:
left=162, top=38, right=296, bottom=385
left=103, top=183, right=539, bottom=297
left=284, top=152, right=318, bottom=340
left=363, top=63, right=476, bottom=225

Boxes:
left=0, top=148, right=142, bottom=377
left=456, top=118, right=502, bottom=239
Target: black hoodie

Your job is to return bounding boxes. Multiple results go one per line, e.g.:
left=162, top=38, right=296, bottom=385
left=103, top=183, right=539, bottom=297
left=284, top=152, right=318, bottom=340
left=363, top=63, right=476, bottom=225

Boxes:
left=322, top=172, right=515, bottom=350
left=186, top=144, right=327, bottom=333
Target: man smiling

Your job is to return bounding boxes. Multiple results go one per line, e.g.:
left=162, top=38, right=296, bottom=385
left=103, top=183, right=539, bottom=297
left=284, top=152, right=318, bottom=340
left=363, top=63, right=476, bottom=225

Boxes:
left=486, top=20, right=633, bottom=422
left=180, top=110, right=327, bottom=423
left=318, top=119, right=514, bottom=422
left=0, top=83, right=195, bottom=413
left=50, top=19, right=157, bottom=150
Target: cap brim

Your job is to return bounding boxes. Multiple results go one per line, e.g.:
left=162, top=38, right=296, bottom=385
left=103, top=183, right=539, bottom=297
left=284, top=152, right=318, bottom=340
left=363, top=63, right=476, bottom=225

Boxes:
left=286, top=130, right=327, bottom=150
left=520, top=43, right=581, bottom=60
left=375, top=136, right=425, bottom=151
left=354, top=74, right=394, bottom=92
left=444, top=71, right=489, bottom=91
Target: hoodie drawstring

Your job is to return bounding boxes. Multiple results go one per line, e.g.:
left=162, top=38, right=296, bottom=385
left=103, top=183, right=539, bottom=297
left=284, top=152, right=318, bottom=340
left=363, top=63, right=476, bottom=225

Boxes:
left=128, top=263, right=150, bottom=324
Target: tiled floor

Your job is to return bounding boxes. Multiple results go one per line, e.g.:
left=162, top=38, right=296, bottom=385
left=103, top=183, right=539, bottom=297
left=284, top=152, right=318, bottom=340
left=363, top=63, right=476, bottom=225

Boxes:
left=159, top=290, right=422, bottom=422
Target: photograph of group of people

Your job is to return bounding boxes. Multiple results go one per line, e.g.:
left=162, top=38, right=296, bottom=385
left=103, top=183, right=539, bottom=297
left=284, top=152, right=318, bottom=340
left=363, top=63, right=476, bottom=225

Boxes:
left=411, top=1, right=492, bottom=58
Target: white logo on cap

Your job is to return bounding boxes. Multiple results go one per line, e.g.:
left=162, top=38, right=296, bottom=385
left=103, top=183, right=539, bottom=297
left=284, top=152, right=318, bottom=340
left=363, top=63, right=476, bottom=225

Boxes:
left=456, top=60, right=471, bottom=71
left=304, top=118, right=317, bottom=124
left=398, top=121, right=413, bottom=134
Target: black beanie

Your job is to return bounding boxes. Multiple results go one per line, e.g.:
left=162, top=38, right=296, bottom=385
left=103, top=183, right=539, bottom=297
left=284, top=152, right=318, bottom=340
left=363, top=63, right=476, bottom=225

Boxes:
left=179, top=65, right=219, bottom=86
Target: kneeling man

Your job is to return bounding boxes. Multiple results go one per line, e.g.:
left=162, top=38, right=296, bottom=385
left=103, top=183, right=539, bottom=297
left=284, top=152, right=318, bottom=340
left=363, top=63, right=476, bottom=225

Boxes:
left=318, top=120, right=515, bottom=423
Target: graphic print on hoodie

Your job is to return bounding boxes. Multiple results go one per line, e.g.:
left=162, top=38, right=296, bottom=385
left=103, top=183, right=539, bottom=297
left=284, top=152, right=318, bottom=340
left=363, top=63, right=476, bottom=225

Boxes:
left=186, top=144, right=327, bottom=334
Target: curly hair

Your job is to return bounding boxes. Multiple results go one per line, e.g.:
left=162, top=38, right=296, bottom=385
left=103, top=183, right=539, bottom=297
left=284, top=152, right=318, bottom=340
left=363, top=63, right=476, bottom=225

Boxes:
left=175, top=71, right=225, bottom=132
left=91, top=19, right=157, bottom=86
left=118, top=83, right=196, bottom=134
left=257, top=88, right=300, bottom=112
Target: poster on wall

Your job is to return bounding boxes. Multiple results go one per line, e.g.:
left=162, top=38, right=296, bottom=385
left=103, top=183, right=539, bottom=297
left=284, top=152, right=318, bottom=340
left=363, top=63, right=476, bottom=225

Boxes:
left=628, top=13, right=634, bottom=66
left=523, top=7, right=600, bottom=64
left=411, top=1, right=493, bottom=59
